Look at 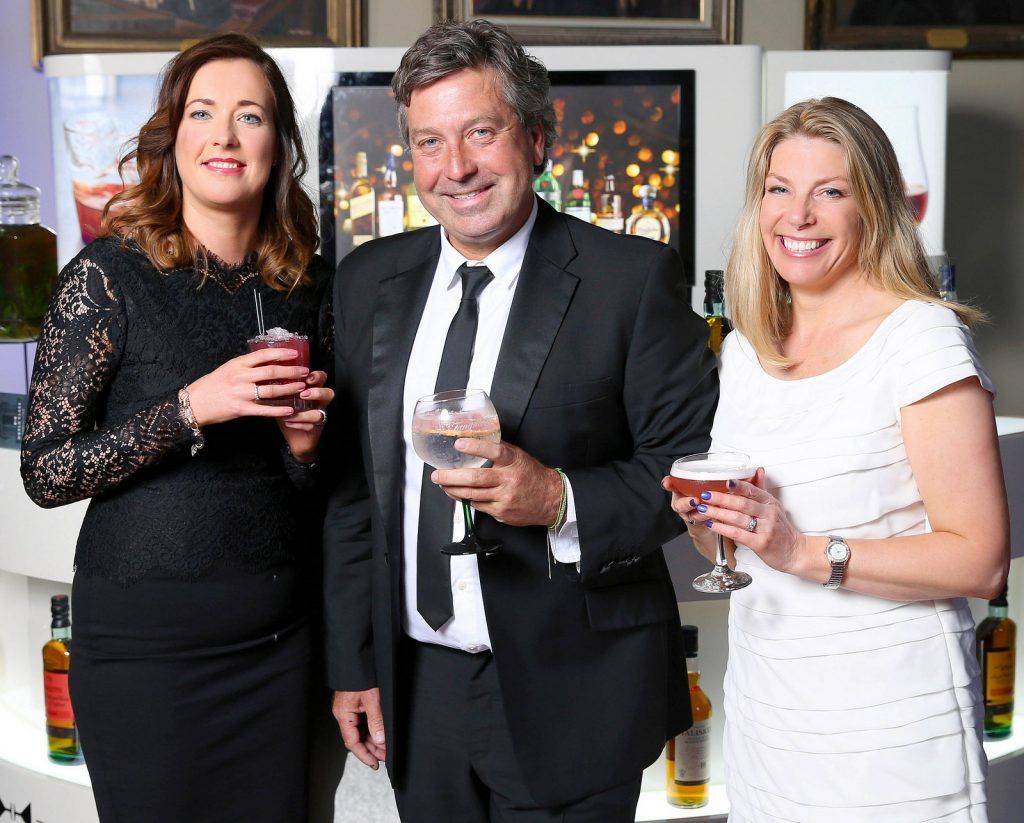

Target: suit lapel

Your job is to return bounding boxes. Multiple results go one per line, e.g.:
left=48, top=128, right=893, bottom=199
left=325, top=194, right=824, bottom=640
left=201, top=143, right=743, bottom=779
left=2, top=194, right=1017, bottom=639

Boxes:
left=367, top=234, right=439, bottom=541
left=491, top=200, right=579, bottom=442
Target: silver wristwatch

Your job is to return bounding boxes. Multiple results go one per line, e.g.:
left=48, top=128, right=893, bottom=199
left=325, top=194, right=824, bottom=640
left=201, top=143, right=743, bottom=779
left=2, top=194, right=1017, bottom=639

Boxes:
left=823, top=535, right=850, bottom=590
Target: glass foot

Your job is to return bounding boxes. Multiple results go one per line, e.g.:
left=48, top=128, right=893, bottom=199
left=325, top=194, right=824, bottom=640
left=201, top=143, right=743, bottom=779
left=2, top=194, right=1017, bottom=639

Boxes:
left=441, top=535, right=502, bottom=556
left=692, top=565, right=752, bottom=593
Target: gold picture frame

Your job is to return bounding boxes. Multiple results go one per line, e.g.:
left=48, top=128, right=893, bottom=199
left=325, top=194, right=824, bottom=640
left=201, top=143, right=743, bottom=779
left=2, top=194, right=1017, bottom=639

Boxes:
left=32, top=0, right=365, bottom=68
left=806, top=0, right=1024, bottom=56
left=434, top=0, right=738, bottom=46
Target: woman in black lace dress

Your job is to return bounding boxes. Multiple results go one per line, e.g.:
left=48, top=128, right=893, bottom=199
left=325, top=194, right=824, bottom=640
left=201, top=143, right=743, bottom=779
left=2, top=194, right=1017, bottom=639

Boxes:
left=21, top=35, right=343, bottom=822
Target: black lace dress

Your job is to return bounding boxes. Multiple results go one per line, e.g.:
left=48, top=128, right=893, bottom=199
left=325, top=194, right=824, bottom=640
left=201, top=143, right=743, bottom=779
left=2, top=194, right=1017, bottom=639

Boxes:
left=21, top=237, right=337, bottom=822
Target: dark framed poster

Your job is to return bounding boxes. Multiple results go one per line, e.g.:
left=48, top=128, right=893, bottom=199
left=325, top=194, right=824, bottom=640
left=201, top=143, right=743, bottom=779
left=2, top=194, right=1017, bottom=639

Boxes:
left=318, top=69, right=696, bottom=283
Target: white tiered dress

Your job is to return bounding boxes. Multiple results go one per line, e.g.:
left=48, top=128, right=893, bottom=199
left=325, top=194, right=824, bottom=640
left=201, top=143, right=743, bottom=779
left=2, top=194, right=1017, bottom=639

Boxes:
left=711, top=300, right=993, bottom=822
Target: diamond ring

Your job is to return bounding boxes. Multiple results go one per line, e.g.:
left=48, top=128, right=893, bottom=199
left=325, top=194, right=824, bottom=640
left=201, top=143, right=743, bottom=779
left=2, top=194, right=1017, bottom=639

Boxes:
left=746, top=517, right=758, bottom=532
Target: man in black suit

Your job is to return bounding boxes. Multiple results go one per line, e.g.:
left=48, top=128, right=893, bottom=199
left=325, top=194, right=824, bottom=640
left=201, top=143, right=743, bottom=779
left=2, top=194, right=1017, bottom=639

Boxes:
left=325, top=19, right=717, bottom=821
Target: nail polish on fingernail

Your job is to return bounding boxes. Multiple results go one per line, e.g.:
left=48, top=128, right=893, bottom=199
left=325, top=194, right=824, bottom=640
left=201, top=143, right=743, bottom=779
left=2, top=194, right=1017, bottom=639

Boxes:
left=689, top=499, right=697, bottom=508
left=700, top=491, right=711, bottom=501
left=704, top=520, right=714, bottom=528
left=728, top=479, right=736, bottom=488
left=697, top=504, right=708, bottom=513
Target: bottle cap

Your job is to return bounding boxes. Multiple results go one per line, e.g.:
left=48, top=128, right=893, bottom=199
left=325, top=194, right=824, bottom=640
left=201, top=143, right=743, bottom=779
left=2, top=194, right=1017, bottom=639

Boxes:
left=50, top=594, right=70, bottom=627
left=939, top=262, right=956, bottom=293
left=704, top=270, right=724, bottom=302
left=0, top=155, right=42, bottom=225
left=990, top=585, right=1008, bottom=607
left=682, top=624, right=699, bottom=657
left=638, top=184, right=657, bottom=201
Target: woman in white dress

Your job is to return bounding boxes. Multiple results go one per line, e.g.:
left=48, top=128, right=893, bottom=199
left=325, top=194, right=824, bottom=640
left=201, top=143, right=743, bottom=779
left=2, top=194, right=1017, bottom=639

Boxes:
left=667, top=97, right=1010, bottom=822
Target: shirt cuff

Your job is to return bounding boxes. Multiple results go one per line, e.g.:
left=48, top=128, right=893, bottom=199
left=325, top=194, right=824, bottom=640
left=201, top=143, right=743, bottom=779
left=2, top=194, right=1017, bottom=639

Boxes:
left=549, top=476, right=581, bottom=564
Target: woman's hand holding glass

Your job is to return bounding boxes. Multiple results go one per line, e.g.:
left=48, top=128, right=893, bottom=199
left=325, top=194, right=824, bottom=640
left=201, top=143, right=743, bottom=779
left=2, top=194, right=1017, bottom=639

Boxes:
left=185, top=347, right=310, bottom=427
left=277, top=370, right=334, bottom=463
left=683, top=468, right=811, bottom=578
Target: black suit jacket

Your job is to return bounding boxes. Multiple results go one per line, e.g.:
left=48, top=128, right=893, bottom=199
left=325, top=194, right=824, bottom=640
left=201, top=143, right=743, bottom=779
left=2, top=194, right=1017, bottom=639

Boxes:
left=324, top=198, right=718, bottom=806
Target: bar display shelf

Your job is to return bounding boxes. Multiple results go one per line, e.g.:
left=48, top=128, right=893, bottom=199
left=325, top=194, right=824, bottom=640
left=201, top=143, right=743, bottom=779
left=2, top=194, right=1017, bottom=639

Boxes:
left=3, top=420, right=1024, bottom=822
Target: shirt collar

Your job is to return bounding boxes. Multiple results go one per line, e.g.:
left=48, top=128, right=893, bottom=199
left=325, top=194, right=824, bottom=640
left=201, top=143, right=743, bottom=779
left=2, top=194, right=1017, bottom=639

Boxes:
left=438, top=197, right=538, bottom=292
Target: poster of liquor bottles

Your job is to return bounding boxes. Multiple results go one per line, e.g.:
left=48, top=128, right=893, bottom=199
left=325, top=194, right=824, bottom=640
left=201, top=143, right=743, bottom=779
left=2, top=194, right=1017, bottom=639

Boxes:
left=320, top=69, right=695, bottom=281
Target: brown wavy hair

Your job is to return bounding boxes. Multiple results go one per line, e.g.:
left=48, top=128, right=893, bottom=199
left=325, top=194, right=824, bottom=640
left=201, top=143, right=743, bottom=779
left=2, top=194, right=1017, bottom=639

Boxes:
left=103, top=34, right=316, bottom=291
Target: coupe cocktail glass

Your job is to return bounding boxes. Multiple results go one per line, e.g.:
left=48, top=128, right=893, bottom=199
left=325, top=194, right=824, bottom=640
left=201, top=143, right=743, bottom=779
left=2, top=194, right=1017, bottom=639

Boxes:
left=669, top=451, right=756, bottom=593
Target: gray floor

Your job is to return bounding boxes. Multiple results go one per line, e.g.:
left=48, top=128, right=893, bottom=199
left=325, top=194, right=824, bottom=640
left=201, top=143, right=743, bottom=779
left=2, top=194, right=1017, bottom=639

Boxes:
left=333, top=754, right=401, bottom=823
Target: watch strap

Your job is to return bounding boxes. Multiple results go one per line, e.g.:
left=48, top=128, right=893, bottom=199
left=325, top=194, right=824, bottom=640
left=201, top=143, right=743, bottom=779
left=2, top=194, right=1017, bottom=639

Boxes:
left=823, top=535, right=849, bottom=591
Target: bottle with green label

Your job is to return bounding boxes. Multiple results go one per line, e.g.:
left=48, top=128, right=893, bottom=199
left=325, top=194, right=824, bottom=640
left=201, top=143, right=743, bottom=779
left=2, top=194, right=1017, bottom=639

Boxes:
left=533, top=158, right=562, bottom=211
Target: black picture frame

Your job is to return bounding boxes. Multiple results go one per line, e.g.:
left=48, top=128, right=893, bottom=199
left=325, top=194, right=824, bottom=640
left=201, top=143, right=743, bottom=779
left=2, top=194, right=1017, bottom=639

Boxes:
left=318, top=68, right=696, bottom=285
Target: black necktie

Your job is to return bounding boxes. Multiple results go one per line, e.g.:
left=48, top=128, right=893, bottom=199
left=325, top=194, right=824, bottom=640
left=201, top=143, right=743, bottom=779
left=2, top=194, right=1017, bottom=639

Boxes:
left=416, top=263, right=494, bottom=630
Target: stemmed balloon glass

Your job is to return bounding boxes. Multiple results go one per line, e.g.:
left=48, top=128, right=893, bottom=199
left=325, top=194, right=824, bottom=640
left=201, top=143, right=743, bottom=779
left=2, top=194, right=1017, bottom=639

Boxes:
left=669, top=451, right=757, bottom=593
left=412, top=389, right=502, bottom=556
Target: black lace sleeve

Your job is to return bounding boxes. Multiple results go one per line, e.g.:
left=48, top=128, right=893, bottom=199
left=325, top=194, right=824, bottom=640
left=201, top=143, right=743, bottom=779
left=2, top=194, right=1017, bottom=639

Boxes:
left=20, top=250, right=196, bottom=508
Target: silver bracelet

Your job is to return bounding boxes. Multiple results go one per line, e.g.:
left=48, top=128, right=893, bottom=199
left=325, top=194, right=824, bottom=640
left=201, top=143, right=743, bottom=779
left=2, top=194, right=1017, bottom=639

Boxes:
left=177, top=385, right=205, bottom=457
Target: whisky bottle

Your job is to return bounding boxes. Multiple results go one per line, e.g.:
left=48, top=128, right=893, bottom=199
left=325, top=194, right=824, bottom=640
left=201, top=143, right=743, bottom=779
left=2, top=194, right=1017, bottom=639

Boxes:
left=42, top=594, right=81, bottom=763
left=939, top=261, right=957, bottom=302
left=977, top=586, right=1016, bottom=739
left=533, top=158, right=562, bottom=211
left=704, top=270, right=733, bottom=356
left=405, top=180, right=437, bottom=229
left=376, top=152, right=405, bottom=238
left=595, top=173, right=624, bottom=234
left=349, top=151, right=375, bottom=246
left=666, top=625, right=711, bottom=808
left=565, top=168, right=592, bottom=224
left=625, top=185, right=670, bottom=244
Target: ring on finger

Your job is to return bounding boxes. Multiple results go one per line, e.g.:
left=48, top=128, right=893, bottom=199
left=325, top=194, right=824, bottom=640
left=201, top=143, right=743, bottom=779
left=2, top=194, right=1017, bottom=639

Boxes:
left=746, top=516, right=758, bottom=532
left=315, top=408, right=327, bottom=427
left=687, top=517, right=696, bottom=526
left=254, top=383, right=262, bottom=402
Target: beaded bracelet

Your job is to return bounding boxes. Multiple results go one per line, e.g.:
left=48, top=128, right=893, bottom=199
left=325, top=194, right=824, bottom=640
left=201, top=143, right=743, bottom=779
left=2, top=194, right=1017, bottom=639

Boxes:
left=177, top=386, right=205, bottom=457
left=549, top=468, right=568, bottom=531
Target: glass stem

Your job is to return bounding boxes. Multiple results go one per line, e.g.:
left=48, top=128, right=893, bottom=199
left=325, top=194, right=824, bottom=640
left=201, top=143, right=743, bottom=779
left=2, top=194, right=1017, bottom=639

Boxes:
left=461, top=500, right=475, bottom=536
left=714, top=535, right=729, bottom=571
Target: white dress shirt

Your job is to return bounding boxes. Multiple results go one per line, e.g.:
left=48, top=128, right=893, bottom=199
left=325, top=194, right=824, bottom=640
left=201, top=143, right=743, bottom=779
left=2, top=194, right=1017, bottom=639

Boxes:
left=401, top=200, right=580, bottom=652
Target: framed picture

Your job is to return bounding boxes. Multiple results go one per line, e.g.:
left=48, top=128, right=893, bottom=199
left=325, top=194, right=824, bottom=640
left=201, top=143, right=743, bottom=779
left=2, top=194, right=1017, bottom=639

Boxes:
left=433, top=0, right=738, bottom=45
left=32, top=0, right=365, bottom=67
left=806, top=0, right=1024, bottom=55
left=318, top=69, right=696, bottom=283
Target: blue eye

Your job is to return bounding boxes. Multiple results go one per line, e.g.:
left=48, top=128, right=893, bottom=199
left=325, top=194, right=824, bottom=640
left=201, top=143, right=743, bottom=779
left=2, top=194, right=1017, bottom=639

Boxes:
left=766, top=185, right=787, bottom=195
left=239, top=112, right=263, bottom=126
left=190, top=110, right=211, bottom=121
left=822, top=188, right=844, bottom=199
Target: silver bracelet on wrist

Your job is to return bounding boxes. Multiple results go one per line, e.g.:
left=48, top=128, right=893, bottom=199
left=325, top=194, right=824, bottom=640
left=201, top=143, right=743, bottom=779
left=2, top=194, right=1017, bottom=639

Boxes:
left=177, top=385, right=205, bottom=457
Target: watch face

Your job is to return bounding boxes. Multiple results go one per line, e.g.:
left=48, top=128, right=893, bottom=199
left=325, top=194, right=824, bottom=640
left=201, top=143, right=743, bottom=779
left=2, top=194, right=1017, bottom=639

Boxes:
left=827, top=541, right=850, bottom=562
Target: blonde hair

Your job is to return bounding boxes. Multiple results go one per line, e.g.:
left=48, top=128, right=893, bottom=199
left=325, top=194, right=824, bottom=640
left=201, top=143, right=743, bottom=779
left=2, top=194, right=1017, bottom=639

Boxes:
left=726, top=96, right=981, bottom=368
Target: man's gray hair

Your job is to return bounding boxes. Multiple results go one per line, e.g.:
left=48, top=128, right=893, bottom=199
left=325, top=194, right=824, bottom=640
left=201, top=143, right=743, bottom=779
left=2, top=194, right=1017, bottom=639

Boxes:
left=391, top=20, right=557, bottom=173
